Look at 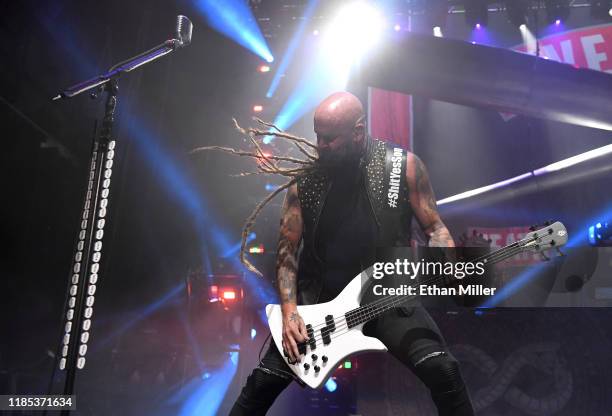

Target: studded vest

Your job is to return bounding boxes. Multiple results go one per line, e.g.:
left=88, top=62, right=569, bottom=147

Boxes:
left=295, top=137, right=413, bottom=305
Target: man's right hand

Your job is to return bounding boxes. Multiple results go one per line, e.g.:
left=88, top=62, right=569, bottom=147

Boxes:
left=281, top=306, right=309, bottom=363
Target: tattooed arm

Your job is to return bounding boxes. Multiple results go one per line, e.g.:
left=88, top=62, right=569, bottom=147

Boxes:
left=405, top=153, right=455, bottom=248
left=277, top=183, right=308, bottom=362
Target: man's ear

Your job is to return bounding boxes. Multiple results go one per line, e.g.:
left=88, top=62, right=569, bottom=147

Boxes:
left=353, top=121, right=366, bottom=143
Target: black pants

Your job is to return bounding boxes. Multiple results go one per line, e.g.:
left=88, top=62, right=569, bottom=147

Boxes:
left=229, top=307, right=474, bottom=415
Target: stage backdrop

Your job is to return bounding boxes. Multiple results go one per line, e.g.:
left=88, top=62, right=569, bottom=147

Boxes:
left=367, top=22, right=612, bottom=148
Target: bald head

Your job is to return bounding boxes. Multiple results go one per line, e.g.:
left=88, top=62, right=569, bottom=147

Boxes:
left=314, top=92, right=364, bottom=133
left=314, top=92, right=366, bottom=167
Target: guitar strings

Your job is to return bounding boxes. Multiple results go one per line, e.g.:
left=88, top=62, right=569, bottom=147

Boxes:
left=295, top=235, right=536, bottom=338
left=293, top=241, right=537, bottom=350
left=295, top=240, right=530, bottom=343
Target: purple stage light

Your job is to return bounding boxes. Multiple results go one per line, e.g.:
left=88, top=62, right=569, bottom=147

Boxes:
left=475, top=23, right=481, bottom=29
left=394, top=24, right=401, bottom=31
left=555, top=19, right=561, bottom=25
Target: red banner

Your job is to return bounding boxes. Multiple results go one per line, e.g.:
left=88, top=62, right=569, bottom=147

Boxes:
left=515, top=23, right=612, bottom=72
left=367, top=87, right=413, bottom=150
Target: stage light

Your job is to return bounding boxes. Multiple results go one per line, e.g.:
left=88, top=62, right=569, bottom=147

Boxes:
left=590, top=1, right=612, bottom=20
left=265, top=0, right=320, bottom=99
left=425, top=0, right=448, bottom=35
left=343, top=360, right=352, bottom=369
left=195, top=0, right=274, bottom=63
left=323, top=2, right=384, bottom=65
left=506, top=0, right=529, bottom=27
left=324, top=377, right=338, bottom=392
left=465, top=0, right=488, bottom=28
left=253, top=105, right=263, bottom=113
left=313, top=29, right=319, bottom=36
left=394, top=24, right=401, bottom=31
left=519, top=23, right=538, bottom=55
left=258, top=64, right=270, bottom=73
left=264, top=1, right=385, bottom=143
left=264, top=183, right=279, bottom=192
left=545, top=0, right=570, bottom=25
left=248, top=244, right=265, bottom=254
left=533, top=144, right=612, bottom=174
left=433, top=26, right=443, bottom=37
left=222, top=290, right=236, bottom=300
left=588, top=221, right=611, bottom=246
left=250, top=328, right=257, bottom=339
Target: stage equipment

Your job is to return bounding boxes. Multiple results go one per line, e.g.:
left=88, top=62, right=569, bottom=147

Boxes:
left=352, top=33, right=612, bottom=131
left=545, top=0, right=571, bottom=25
left=465, top=0, right=489, bottom=28
left=51, top=15, right=192, bottom=412
left=590, top=0, right=612, bottom=19
left=506, top=0, right=530, bottom=27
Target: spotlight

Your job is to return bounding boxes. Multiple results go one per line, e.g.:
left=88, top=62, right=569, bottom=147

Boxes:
left=313, top=29, right=319, bottom=36
left=394, top=24, right=401, bottom=31
left=465, top=0, right=488, bottom=28
left=324, top=377, right=338, bottom=393
left=545, top=0, right=570, bottom=25
left=425, top=0, right=448, bottom=34
left=253, top=104, right=263, bottom=112
left=322, top=1, right=384, bottom=84
left=589, top=221, right=612, bottom=246
left=258, top=64, right=270, bottom=73
left=506, top=0, right=529, bottom=27
left=590, top=0, right=612, bottom=20
left=433, top=26, right=443, bottom=37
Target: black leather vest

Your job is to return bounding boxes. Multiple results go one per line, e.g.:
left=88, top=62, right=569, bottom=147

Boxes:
left=296, top=137, right=413, bottom=305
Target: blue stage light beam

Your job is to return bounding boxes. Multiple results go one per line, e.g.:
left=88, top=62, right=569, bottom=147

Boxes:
left=94, top=282, right=185, bottom=351
left=195, top=0, right=274, bottom=63
left=174, top=351, right=240, bottom=416
left=266, top=0, right=320, bottom=98
left=222, top=232, right=256, bottom=258
left=264, top=1, right=385, bottom=143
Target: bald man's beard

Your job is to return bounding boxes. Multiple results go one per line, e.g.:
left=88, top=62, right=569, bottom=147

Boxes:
left=317, top=141, right=363, bottom=173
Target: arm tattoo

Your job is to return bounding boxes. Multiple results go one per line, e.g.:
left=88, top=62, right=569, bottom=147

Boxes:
left=289, top=311, right=299, bottom=322
left=276, top=186, right=302, bottom=305
left=409, top=154, right=455, bottom=248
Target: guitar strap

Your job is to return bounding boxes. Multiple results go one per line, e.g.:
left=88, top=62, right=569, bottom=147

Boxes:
left=377, top=143, right=410, bottom=246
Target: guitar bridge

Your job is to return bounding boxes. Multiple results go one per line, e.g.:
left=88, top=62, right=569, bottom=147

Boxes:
left=321, top=315, right=335, bottom=345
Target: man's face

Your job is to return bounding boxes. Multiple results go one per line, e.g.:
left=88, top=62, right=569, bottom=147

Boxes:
left=315, top=119, right=363, bottom=167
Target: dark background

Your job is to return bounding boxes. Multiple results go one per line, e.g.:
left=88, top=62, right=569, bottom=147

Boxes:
left=1, top=1, right=611, bottom=415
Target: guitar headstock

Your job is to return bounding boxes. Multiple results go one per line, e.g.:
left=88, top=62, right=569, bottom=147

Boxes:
left=522, top=221, right=568, bottom=254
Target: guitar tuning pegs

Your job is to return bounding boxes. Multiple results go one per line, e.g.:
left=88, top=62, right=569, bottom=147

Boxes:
left=544, top=220, right=552, bottom=226
left=529, top=225, right=537, bottom=231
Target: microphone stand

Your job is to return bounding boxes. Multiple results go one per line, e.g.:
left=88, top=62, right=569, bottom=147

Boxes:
left=52, top=16, right=192, bottom=415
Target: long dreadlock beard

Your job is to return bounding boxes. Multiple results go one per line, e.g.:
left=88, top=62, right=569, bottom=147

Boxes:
left=190, top=117, right=320, bottom=277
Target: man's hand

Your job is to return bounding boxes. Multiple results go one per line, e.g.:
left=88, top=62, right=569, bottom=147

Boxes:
left=281, top=306, right=308, bottom=363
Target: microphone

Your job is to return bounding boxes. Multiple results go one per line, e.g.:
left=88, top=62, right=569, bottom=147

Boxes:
left=176, top=15, right=193, bottom=47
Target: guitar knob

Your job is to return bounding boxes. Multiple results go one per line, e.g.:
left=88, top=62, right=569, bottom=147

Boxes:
left=322, top=355, right=328, bottom=363
left=314, top=365, right=320, bottom=373
left=311, top=354, right=318, bottom=361
left=303, top=363, right=310, bottom=370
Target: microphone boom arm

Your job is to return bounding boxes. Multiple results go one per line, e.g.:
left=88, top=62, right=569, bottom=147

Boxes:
left=53, top=15, right=192, bottom=100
